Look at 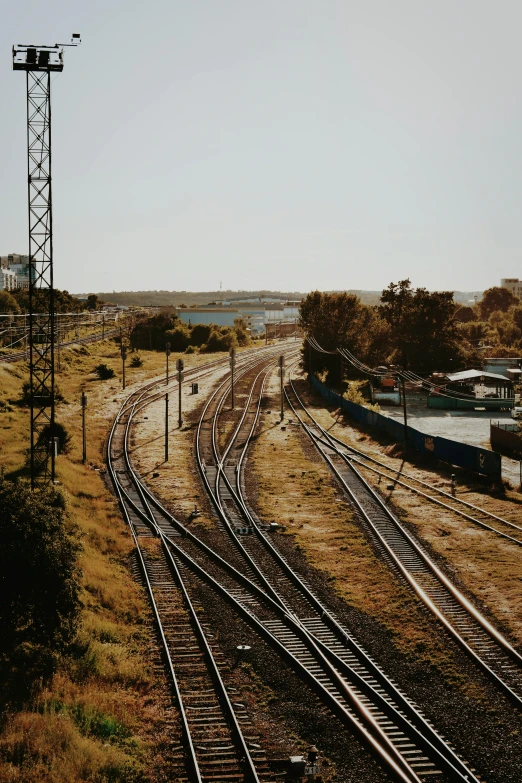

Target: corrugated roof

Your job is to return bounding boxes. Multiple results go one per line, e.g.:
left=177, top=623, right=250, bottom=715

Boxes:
left=447, top=369, right=511, bottom=382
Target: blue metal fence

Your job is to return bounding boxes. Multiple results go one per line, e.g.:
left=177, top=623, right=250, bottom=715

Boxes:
left=310, top=374, right=501, bottom=478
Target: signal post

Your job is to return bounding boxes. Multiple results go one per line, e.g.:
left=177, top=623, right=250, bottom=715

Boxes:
left=279, top=354, right=285, bottom=421
left=177, top=358, right=184, bottom=428
left=230, top=348, right=236, bottom=409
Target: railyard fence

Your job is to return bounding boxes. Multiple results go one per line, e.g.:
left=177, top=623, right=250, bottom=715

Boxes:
left=310, top=374, right=502, bottom=478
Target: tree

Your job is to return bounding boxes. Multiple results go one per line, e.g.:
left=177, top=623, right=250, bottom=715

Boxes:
left=512, top=306, right=522, bottom=331
left=0, top=290, right=21, bottom=314
left=0, top=479, right=82, bottom=679
left=86, top=293, right=100, bottom=310
left=479, top=286, right=519, bottom=319
left=454, top=305, right=476, bottom=323
left=299, top=291, right=391, bottom=382
left=201, top=326, right=238, bottom=352
left=299, top=291, right=368, bottom=352
left=380, top=279, right=463, bottom=370
left=459, top=321, right=489, bottom=343
left=11, top=287, right=84, bottom=314
left=233, top=317, right=250, bottom=346
left=131, top=312, right=178, bottom=350
left=166, top=323, right=191, bottom=352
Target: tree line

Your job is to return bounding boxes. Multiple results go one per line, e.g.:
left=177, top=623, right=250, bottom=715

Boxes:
left=130, top=311, right=251, bottom=353
left=0, top=288, right=104, bottom=315
left=299, top=280, right=522, bottom=377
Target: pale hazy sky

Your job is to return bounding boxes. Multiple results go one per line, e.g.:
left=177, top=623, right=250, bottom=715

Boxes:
left=2, top=1, right=522, bottom=294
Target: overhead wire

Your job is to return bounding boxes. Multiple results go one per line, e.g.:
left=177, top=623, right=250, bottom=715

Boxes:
left=306, top=335, right=515, bottom=404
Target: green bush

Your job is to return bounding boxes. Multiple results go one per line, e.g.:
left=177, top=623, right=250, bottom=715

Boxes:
left=189, top=323, right=213, bottom=345
left=130, top=312, right=177, bottom=350
left=201, top=326, right=238, bottom=353
left=0, top=479, right=82, bottom=685
left=37, top=421, right=72, bottom=454
left=129, top=354, right=143, bottom=368
left=95, top=363, right=115, bottom=380
left=165, top=324, right=190, bottom=352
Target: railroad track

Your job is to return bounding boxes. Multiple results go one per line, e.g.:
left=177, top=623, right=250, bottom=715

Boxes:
left=285, top=369, right=522, bottom=711
left=107, top=347, right=294, bottom=782
left=0, top=327, right=121, bottom=363
left=107, top=346, right=497, bottom=781
left=282, top=392, right=522, bottom=547
left=192, top=350, right=488, bottom=783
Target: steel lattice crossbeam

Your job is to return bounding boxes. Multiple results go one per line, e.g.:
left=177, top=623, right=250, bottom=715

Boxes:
left=27, top=69, right=56, bottom=487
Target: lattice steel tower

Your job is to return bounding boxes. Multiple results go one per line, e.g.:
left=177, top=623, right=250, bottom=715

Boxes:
left=13, top=36, right=80, bottom=488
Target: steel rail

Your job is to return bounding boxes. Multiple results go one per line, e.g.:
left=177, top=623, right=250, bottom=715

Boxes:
left=227, top=364, right=483, bottom=783
left=107, top=396, right=204, bottom=783
left=285, top=370, right=522, bottom=708
left=119, top=351, right=436, bottom=782
left=109, top=349, right=483, bottom=781
left=0, top=326, right=121, bottom=363
left=297, top=418, right=522, bottom=537
left=323, top=445, right=522, bottom=547
left=108, top=376, right=265, bottom=783
left=118, top=409, right=422, bottom=783
left=120, top=397, right=262, bottom=783
left=194, top=354, right=480, bottom=782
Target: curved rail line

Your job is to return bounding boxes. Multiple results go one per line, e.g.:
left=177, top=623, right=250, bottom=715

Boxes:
left=308, top=422, right=522, bottom=547
left=285, top=368, right=522, bottom=710
left=108, top=347, right=463, bottom=783
left=107, top=351, right=289, bottom=782
left=106, top=346, right=500, bottom=781
left=190, top=351, right=482, bottom=782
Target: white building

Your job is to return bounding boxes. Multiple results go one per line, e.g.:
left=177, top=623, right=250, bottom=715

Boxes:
left=0, top=267, right=18, bottom=291
left=9, top=264, right=30, bottom=289
left=0, top=254, right=33, bottom=290
left=501, top=278, right=522, bottom=298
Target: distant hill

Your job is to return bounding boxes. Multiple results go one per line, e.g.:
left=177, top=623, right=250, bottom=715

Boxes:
left=78, top=289, right=484, bottom=308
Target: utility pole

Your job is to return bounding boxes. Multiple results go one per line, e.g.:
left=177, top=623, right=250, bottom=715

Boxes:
left=102, top=311, right=105, bottom=338
left=279, top=354, right=285, bottom=421
left=165, top=341, right=171, bottom=385
left=165, top=393, right=169, bottom=462
left=176, top=358, right=184, bottom=428
left=401, top=377, right=408, bottom=440
left=230, top=347, right=236, bottom=409
left=81, top=390, right=87, bottom=463
left=13, top=35, right=80, bottom=489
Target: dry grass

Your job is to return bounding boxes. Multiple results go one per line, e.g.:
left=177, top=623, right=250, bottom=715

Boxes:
left=248, top=369, right=485, bottom=695
left=0, top=340, right=191, bottom=782
left=292, top=373, right=522, bottom=647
